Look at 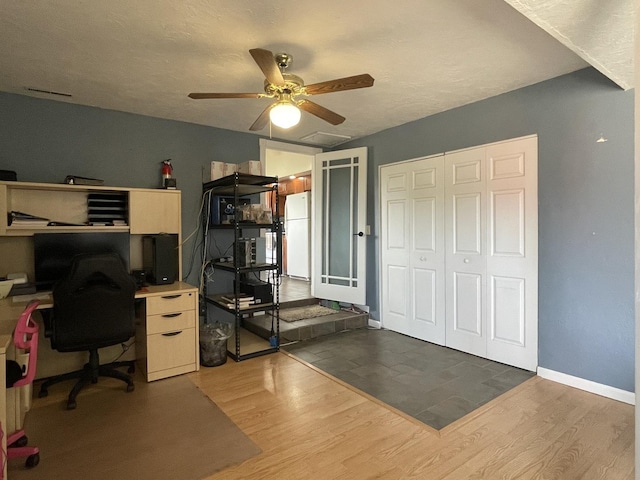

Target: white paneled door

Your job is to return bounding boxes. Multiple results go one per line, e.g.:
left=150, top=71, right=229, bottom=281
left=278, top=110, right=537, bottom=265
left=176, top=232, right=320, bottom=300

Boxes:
left=484, top=139, right=538, bottom=370
left=312, top=147, right=367, bottom=306
left=445, top=147, right=487, bottom=357
left=380, top=135, right=538, bottom=371
left=380, top=155, right=446, bottom=345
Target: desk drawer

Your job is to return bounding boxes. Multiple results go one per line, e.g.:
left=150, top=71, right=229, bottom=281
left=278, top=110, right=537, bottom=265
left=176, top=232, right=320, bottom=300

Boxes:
left=146, top=310, right=195, bottom=335
left=146, top=292, right=196, bottom=315
left=146, top=327, right=196, bottom=373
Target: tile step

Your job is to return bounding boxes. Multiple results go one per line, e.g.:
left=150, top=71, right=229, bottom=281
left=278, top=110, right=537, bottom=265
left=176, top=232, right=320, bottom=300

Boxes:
left=243, top=309, right=369, bottom=343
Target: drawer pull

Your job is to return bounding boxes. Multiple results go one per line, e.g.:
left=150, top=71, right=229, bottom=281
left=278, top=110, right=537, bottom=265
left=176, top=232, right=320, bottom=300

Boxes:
left=162, top=331, right=183, bottom=337
left=161, top=313, right=183, bottom=318
left=161, top=294, right=182, bottom=300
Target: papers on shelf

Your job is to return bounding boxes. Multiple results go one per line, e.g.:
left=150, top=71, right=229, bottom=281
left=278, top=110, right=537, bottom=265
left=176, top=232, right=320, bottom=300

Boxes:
left=12, top=292, right=52, bottom=303
left=217, top=293, right=263, bottom=309
left=8, top=211, right=50, bottom=226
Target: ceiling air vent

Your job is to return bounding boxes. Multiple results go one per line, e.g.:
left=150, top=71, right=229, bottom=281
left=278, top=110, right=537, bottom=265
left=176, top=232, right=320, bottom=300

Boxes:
left=299, top=131, right=352, bottom=147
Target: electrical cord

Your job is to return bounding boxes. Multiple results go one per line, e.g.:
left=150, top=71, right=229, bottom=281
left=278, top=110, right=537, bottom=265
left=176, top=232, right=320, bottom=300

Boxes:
left=109, top=338, right=135, bottom=363
left=183, top=188, right=211, bottom=280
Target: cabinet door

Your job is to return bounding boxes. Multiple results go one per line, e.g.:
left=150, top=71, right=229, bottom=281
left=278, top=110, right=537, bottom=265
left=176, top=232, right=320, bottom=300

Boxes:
left=129, top=190, right=181, bottom=234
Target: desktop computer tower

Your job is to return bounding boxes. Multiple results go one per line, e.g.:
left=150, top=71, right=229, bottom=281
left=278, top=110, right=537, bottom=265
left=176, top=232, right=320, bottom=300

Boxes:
left=143, top=234, right=178, bottom=285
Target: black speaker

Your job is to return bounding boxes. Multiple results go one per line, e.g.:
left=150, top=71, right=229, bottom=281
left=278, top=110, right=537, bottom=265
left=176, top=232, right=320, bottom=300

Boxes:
left=142, top=234, right=178, bottom=285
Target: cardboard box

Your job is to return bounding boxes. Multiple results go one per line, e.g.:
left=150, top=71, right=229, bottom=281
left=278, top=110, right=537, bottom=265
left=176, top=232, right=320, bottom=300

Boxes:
left=223, top=162, right=238, bottom=176
left=208, top=161, right=227, bottom=182
left=237, top=161, right=262, bottom=176
left=206, top=161, right=261, bottom=182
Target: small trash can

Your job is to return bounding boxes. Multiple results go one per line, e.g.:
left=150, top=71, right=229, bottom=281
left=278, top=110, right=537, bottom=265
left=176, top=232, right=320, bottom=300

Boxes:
left=200, top=322, right=233, bottom=367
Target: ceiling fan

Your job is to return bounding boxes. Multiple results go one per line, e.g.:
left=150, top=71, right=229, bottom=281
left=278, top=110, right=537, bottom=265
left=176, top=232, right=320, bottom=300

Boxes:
left=188, top=48, right=374, bottom=131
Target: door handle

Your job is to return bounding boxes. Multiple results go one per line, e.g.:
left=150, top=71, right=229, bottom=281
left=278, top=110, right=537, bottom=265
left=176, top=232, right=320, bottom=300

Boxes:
left=162, top=331, right=183, bottom=337
left=161, top=294, right=182, bottom=300
left=161, top=313, right=183, bottom=318
left=464, top=258, right=470, bottom=264
left=353, top=232, right=364, bottom=237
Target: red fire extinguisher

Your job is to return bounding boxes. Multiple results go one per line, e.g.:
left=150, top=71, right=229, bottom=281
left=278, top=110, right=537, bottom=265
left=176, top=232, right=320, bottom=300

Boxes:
left=161, top=159, right=174, bottom=188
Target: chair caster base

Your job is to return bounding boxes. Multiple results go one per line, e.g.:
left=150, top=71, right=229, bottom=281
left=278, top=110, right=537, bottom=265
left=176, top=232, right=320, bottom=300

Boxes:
left=26, top=452, right=40, bottom=468
left=11, top=435, right=28, bottom=448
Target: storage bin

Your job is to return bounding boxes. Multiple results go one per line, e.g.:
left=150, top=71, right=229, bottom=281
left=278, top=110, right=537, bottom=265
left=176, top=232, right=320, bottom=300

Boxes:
left=199, top=322, right=232, bottom=367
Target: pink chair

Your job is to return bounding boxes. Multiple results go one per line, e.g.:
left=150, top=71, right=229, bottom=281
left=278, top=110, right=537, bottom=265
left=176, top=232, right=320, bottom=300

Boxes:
left=5, top=300, right=40, bottom=468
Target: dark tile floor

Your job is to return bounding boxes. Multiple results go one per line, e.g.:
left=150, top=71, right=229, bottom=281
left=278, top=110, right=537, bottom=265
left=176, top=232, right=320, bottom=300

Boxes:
left=284, top=328, right=535, bottom=430
left=245, top=276, right=369, bottom=342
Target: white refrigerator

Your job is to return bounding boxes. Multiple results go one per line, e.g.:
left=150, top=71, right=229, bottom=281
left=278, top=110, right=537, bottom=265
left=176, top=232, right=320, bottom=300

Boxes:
left=284, top=192, right=311, bottom=279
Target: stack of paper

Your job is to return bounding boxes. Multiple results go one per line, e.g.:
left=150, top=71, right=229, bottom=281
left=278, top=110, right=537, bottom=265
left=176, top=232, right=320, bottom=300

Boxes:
left=8, top=211, right=50, bottom=227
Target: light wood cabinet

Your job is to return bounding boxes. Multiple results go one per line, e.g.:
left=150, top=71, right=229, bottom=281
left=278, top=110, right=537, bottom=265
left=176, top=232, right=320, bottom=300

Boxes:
left=129, top=190, right=181, bottom=234
left=135, top=284, right=199, bottom=381
left=0, top=181, right=181, bottom=236
left=0, top=182, right=198, bottom=383
left=0, top=181, right=183, bottom=279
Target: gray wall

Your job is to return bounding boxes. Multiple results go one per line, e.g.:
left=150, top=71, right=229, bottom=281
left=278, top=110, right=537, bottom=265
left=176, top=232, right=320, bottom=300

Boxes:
left=1, top=66, right=634, bottom=392
left=0, top=92, right=262, bottom=286
left=342, top=68, right=635, bottom=392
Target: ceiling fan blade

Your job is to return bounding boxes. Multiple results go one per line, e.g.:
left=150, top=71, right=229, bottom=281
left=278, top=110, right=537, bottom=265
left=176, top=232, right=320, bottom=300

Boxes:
left=305, top=74, right=374, bottom=95
left=249, top=48, right=285, bottom=86
left=249, top=104, right=275, bottom=131
left=188, top=93, right=262, bottom=99
left=298, top=100, right=345, bottom=125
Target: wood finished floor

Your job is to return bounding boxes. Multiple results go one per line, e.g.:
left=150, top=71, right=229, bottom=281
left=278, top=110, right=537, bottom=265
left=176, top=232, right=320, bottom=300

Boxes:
left=190, top=352, right=634, bottom=480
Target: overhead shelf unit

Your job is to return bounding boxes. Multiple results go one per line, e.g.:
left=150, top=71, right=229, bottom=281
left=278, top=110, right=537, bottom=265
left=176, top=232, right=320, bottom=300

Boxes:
left=202, top=173, right=281, bottom=361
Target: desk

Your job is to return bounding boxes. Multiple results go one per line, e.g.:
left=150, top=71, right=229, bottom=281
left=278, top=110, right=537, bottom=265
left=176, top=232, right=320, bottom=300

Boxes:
left=0, top=282, right=199, bottom=477
left=0, top=282, right=200, bottom=382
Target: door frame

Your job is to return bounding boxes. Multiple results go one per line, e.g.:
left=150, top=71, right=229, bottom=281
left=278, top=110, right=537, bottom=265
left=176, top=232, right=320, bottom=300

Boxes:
left=260, top=138, right=321, bottom=279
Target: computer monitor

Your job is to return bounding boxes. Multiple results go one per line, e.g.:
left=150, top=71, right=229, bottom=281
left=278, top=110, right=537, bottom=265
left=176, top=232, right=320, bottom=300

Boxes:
left=33, top=232, right=130, bottom=291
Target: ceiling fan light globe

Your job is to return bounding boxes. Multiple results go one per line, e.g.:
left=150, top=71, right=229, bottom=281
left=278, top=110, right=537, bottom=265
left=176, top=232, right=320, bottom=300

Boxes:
left=270, top=102, right=301, bottom=129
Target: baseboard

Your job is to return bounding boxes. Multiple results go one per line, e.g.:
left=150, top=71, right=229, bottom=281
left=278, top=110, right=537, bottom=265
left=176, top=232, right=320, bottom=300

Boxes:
left=368, top=318, right=381, bottom=329
left=537, top=367, right=635, bottom=405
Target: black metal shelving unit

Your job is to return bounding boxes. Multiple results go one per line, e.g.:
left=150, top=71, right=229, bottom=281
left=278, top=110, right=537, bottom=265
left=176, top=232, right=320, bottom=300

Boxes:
left=202, top=173, right=281, bottom=361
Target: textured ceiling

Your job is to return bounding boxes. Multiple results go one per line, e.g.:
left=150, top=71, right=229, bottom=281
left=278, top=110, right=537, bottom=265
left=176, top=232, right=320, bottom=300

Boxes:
left=0, top=0, right=632, bottom=146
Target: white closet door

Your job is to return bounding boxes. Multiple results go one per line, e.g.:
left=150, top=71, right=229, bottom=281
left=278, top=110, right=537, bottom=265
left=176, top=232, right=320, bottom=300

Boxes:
left=380, top=135, right=538, bottom=372
left=485, top=137, right=538, bottom=371
left=444, top=147, right=488, bottom=358
left=380, top=155, right=445, bottom=344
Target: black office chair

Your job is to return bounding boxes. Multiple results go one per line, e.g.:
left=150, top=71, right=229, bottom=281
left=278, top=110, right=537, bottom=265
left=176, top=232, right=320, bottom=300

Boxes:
left=38, top=252, right=137, bottom=409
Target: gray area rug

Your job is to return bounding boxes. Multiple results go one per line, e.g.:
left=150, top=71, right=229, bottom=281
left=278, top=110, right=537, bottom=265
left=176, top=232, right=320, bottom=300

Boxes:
left=284, top=328, right=534, bottom=430
left=279, top=304, right=337, bottom=322
left=9, top=375, right=261, bottom=479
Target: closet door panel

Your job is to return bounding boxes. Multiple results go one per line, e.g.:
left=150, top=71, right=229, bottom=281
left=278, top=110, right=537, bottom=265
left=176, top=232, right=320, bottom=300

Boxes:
left=490, top=275, right=525, bottom=345
left=381, top=155, right=445, bottom=345
left=387, top=264, right=408, bottom=317
left=381, top=166, right=411, bottom=335
left=453, top=272, right=483, bottom=336
left=485, top=137, right=538, bottom=371
left=414, top=268, right=437, bottom=326
left=452, top=193, right=482, bottom=254
left=445, top=147, right=487, bottom=358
